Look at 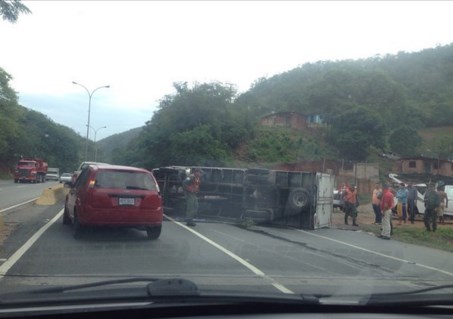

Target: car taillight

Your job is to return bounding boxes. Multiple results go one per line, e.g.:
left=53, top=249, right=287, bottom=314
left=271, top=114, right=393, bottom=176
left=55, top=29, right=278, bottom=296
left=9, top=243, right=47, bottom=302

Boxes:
left=88, top=179, right=96, bottom=189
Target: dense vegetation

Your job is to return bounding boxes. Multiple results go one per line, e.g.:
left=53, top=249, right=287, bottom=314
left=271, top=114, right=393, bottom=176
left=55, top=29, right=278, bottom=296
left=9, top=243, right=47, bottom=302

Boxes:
left=113, top=44, right=453, bottom=169
left=0, top=67, right=87, bottom=175
left=2, top=43, right=453, bottom=177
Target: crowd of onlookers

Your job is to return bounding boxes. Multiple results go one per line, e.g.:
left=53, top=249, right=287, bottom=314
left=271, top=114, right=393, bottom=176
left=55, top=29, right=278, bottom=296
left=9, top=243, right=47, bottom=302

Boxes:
left=339, top=181, right=448, bottom=240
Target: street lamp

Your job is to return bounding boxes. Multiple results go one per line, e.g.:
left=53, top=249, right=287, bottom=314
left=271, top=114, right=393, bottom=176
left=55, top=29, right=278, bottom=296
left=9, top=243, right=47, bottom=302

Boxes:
left=72, top=81, right=110, bottom=161
left=93, top=125, right=107, bottom=162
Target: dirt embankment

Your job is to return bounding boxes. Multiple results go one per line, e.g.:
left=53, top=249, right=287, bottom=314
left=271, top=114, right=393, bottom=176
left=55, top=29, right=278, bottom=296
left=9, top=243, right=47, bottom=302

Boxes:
left=0, top=184, right=68, bottom=246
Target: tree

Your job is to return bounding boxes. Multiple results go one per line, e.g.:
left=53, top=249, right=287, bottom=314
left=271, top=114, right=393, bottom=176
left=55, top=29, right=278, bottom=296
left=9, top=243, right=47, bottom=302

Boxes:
left=433, top=136, right=453, bottom=161
left=0, top=0, right=31, bottom=23
left=307, top=67, right=409, bottom=128
left=327, top=106, right=386, bottom=161
left=134, top=82, right=253, bottom=168
left=388, top=127, right=422, bottom=157
left=0, top=67, right=83, bottom=172
left=0, top=68, right=21, bottom=164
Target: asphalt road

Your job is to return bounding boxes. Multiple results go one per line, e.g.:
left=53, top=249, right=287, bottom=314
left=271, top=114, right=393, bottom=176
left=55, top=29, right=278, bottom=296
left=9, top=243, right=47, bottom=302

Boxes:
left=0, top=179, right=59, bottom=211
left=1, top=198, right=453, bottom=298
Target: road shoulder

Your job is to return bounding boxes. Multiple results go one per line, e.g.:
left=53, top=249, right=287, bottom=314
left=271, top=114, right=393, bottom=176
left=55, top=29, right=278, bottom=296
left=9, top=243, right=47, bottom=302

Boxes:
left=0, top=201, right=64, bottom=262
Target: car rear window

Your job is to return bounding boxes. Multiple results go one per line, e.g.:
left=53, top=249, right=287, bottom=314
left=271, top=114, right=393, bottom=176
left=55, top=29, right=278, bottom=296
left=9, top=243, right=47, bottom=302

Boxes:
left=95, top=170, right=158, bottom=191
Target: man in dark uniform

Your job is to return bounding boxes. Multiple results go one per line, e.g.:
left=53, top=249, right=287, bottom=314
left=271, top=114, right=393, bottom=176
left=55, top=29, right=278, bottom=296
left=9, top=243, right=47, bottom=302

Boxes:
left=407, top=182, right=417, bottom=224
left=182, top=168, right=202, bottom=226
left=423, top=183, right=440, bottom=232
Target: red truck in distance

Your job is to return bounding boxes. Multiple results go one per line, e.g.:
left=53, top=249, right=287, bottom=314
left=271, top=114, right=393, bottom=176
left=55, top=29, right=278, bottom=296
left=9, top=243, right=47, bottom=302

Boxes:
left=14, top=158, right=48, bottom=183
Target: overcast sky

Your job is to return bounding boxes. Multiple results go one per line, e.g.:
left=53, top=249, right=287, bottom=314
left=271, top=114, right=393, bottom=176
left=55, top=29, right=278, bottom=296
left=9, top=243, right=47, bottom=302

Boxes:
left=2, top=1, right=453, bottom=141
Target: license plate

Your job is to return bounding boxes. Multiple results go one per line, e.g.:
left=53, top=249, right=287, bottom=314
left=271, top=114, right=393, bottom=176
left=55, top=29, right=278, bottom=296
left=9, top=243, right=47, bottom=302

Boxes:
left=119, top=198, right=135, bottom=206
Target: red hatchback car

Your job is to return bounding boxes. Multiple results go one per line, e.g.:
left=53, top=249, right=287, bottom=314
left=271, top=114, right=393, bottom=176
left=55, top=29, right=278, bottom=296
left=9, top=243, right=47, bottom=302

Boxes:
left=63, top=164, right=163, bottom=239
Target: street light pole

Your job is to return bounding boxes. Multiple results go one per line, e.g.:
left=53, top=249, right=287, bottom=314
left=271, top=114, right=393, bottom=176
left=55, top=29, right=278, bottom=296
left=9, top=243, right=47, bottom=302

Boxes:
left=72, top=81, right=110, bottom=161
left=93, top=126, right=107, bottom=162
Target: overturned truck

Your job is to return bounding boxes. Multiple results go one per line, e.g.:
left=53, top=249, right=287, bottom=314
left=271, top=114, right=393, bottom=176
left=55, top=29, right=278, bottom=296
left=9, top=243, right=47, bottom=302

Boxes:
left=152, top=166, right=334, bottom=230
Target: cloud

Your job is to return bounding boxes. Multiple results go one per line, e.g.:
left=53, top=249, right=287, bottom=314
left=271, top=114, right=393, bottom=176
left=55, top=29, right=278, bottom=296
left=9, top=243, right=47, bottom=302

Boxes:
left=3, top=1, right=453, bottom=138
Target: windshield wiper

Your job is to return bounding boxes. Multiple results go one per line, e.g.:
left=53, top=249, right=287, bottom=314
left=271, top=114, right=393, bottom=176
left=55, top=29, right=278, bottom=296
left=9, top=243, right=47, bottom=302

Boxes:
left=30, top=277, right=199, bottom=296
left=0, top=277, right=323, bottom=307
left=359, top=284, right=453, bottom=306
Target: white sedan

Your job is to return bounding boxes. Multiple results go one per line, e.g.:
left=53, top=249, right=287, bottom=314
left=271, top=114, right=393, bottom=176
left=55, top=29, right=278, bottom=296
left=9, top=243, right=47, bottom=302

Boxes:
left=59, top=173, right=73, bottom=183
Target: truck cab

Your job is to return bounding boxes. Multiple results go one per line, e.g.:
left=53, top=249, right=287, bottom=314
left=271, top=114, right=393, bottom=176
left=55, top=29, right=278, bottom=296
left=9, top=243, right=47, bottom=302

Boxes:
left=14, top=158, right=48, bottom=183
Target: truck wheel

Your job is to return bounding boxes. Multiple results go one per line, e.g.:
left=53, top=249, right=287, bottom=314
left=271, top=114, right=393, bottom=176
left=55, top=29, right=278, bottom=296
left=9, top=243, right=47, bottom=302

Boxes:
left=288, top=188, right=310, bottom=211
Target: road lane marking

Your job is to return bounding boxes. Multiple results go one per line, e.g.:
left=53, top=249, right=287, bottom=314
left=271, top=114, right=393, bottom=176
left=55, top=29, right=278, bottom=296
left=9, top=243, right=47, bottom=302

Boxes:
left=0, top=198, right=40, bottom=214
left=297, top=229, right=453, bottom=278
left=0, top=209, right=63, bottom=278
left=165, top=215, right=294, bottom=294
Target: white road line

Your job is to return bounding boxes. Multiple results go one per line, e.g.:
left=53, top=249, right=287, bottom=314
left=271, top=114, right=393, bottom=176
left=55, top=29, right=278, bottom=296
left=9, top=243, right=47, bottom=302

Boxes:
left=0, top=198, right=40, bottom=214
left=297, top=229, right=453, bottom=278
left=165, top=215, right=294, bottom=294
left=0, top=209, right=63, bottom=278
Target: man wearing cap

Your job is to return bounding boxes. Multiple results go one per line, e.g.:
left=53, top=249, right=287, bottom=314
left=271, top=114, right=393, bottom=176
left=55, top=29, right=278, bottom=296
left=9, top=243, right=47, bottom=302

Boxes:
left=182, top=168, right=202, bottom=226
left=379, top=183, right=394, bottom=240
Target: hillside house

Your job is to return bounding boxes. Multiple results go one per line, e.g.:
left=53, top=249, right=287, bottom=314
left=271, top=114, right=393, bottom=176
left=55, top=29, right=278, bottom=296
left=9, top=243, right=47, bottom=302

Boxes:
left=399, top=156, right=453, bottom=177
left=259, top=112, right=323, bottom=131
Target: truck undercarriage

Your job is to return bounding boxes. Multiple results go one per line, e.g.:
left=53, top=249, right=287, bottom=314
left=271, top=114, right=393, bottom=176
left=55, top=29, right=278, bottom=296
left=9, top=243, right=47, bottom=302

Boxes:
left=152, top=166, right=334, bottom=230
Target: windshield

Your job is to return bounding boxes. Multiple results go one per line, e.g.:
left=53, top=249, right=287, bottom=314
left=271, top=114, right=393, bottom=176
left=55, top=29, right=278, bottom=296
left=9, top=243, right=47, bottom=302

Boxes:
left=18, top=161, right=35, bottom=167
left=95, top=170, right=158, bottom=191
left=1, top=0, right=453, bottom=310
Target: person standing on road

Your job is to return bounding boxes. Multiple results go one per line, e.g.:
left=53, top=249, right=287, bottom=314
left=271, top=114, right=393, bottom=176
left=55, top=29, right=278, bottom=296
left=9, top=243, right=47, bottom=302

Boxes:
left=343, top=185, right=358, bottom=226
left=437, top=184, right=448, bottom=225
left=423, top=183, right=440, bottom=232
left=182, top=168, right=202, bottom=227
left=371, top=183, right=382, bottom=225
left=379, top=183, right=394, bottom=240
left=407, top=182, right=418, bottom=224
left=396, top=183, right=408, bottom=225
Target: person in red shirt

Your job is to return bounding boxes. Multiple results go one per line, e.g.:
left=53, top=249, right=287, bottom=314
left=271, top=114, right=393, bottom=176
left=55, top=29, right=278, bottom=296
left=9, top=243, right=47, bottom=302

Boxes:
left=182, top=168, right=202, bottom=226
left=379, top=183, right=394, bottom=240
left=343, top=185, right=358, bottom=226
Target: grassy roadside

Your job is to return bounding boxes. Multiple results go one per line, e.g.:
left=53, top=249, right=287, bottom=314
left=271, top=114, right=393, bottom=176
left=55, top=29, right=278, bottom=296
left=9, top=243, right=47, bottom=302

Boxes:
left=360, top=223, right=453, bottom=252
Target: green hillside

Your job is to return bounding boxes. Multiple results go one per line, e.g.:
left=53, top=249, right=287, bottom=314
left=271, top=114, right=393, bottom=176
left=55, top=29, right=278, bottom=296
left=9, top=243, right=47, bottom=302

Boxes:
left=2, top=43, right=453, bottom=177
left=107, top=44, right=453, bottom=169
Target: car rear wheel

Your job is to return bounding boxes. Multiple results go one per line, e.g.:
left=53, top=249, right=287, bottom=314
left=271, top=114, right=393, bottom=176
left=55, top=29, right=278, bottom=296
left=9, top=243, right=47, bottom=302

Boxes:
left=73, top=212, right=82, bottom=239
left=146, top=225, right=162, bottom=240
left=63, top=207, right=72, bottom=225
